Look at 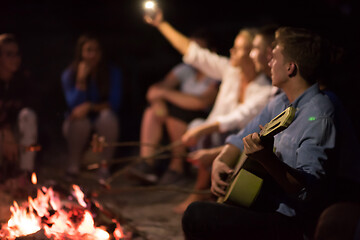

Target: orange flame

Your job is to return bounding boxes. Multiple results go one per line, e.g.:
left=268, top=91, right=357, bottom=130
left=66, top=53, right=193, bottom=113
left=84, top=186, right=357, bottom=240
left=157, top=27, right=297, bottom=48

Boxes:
left=31, top=172, right=37, bottom=185
left=113, top=219, right=124, bottom=240
left=0, top=183, right=124, bottom=240
left=72, top=184, right=87, bottom=208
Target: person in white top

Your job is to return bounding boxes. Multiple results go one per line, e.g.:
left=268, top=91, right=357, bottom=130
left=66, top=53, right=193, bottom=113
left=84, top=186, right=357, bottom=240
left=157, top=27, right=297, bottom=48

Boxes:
left=141, top=8, right=273, bottom=188
left=175, top=25, right=279, bottom=213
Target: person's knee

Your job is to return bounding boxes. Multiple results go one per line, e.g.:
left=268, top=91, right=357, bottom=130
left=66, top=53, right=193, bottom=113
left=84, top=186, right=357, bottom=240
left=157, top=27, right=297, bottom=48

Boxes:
left=18, top=108, right=37, bottom=124
left=150, top=100, right=168, bottom=118
left=98, top=109, right=118, bottom=124
left=182, top=202, right=206, bottom=237
left=18, top=108, right=38, bottom=139
left=145, top=105, right=164, bottom=119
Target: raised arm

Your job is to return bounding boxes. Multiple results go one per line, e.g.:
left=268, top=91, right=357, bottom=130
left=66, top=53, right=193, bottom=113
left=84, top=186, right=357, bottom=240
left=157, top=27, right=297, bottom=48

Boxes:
left=144, top=8, right=190, bottom=55
left=182, top=121, right=220, bottom=147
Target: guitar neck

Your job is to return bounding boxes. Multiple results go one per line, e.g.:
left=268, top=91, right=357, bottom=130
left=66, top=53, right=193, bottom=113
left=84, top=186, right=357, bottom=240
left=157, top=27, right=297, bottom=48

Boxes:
left=259, top=106, right=296, bottom=139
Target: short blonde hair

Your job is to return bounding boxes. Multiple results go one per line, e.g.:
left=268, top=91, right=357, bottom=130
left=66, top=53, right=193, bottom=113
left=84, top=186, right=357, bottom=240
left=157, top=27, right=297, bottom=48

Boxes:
left=237, top=28, right=257, bottom=52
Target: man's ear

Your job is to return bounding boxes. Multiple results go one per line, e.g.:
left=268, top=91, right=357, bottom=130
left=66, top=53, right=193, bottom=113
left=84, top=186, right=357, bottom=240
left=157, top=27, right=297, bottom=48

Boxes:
left=288, top=62, right=297, bottom=78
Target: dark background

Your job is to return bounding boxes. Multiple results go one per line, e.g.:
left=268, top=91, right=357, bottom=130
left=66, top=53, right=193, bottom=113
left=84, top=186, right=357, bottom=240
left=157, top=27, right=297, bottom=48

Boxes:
left=1, top=0, right=359, bottom=163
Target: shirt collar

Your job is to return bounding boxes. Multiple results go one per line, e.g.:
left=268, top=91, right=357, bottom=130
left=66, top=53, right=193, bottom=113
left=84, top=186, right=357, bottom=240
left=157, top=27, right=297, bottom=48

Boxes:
left=280, top=83, right=320, bottom=109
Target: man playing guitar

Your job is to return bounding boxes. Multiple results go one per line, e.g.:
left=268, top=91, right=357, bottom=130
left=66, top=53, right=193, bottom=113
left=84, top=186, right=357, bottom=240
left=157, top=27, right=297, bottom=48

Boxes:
left=182, top=27, right=338, bottom=240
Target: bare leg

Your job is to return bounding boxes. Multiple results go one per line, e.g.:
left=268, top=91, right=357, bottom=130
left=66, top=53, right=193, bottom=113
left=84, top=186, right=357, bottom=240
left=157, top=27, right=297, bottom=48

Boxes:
left=174, top=147, right=222, bottom=213
left=140, top=104, right=166, bottom=165
left=173, top=166, right=211, bottom=214
left=165, top=116, right=188, bottom=174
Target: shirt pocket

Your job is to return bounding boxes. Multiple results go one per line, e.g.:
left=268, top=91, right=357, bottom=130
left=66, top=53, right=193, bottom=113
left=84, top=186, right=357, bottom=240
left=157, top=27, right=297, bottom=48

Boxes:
left=274, top=132, right=298, bottom=168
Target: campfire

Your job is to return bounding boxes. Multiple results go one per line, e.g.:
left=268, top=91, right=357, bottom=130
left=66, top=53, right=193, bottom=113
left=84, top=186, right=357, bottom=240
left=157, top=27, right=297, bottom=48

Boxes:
left=0, top=173, right=124, bottom=240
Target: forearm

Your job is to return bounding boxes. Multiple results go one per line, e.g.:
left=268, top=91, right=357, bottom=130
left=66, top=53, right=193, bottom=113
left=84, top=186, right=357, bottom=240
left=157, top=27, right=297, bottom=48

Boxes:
left=215, top=144, right=241, bottom=168
left=250, top=151, right=306, bottom=194
left=63, top=84, right=87, bottom=109
left=90, top=102, right=110, bottom=113
left=196, top=122, right=221, bottom=138
left=75, top=72, right=87, bottom=88
left=208, top=145, right=225, bottom=158
left=163, top=89, right=210, bottom=110
left=75, top=82, right=87, bottom=91
left=157, top=21, right=190, bottom=55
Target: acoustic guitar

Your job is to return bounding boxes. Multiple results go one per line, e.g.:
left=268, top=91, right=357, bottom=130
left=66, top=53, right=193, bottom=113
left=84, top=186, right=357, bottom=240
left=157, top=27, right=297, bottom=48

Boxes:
left=218, top=106, right=296, bottom=207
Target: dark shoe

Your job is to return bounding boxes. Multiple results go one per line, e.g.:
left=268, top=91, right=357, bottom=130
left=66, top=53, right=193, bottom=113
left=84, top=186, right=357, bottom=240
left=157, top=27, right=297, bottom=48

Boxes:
left=127, top=161, right=158, bottom=184
left=158, top=169, right=187, bottom=186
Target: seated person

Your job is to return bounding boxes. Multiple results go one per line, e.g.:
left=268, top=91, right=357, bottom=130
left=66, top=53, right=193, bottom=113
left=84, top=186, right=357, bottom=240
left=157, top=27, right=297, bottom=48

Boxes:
left=129, top=31, right=220, bottom=185
left=61, top=34, right=122, bottom=179
left=182, top=26, right=342, bottom=240
left=0, top=33, right=38, bottom=183
left=135, top=8, right=273, bottom=186
left=175, top=24, right=279, bottom=213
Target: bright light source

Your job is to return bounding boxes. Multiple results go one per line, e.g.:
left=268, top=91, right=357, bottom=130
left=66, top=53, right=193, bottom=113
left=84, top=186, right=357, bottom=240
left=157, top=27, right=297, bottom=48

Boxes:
left=144, top=0, right=156, bottom=10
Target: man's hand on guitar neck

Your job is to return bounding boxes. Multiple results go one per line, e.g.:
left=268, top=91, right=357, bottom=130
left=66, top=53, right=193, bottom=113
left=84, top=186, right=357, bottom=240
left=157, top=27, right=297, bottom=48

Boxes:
left=210, top=144, right=239, bottom=197
left=243, top=130, right=275, bottom=161
left=242, top=132, right=264, bottom=155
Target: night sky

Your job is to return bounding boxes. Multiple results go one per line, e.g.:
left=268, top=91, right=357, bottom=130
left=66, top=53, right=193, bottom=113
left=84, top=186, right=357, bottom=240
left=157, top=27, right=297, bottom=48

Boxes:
left=1, top=0, right=359, bottom=153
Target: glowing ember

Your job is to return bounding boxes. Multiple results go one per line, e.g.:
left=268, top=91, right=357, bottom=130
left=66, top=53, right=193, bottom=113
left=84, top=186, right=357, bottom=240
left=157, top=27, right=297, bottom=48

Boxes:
left=0, top=173, right=124, bottom=240
left=31, top=172, right=37, bottom=185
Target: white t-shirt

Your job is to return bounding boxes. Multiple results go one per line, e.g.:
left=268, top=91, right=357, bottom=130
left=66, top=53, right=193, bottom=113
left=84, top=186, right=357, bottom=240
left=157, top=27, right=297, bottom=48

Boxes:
left=183, top=41, right=273, bottom=132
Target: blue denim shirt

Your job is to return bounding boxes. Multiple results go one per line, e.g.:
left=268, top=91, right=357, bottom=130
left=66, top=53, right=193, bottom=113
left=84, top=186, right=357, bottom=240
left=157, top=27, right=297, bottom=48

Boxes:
left=226, top=84, right=336, bottom=217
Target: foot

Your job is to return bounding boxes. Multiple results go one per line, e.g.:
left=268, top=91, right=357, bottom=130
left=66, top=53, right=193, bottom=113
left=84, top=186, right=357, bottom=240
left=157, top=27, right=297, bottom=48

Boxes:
left=127, top=161, right=159, bottom=184
left=173, top=193, right=211, bottom=214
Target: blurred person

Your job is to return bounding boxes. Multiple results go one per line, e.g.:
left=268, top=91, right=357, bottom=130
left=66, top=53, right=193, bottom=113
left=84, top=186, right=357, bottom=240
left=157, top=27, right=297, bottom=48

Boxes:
left=61, top=34, right=122, bottom=179
left=174, top=25, right=279, bottom=213
left=314, top=201, right=360, bottom=240
left=139, top=8, right=273, bottom=186
left=129, top=30, right=220, bottom=185
left=182, top=27, right=339, bottom=240
left=317, top=37, right=360, bottom=202
left=0, top=33, right=38, bottom=182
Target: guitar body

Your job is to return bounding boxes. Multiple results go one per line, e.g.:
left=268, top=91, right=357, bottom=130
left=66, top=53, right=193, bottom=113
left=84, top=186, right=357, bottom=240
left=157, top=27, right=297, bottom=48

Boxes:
left=218, top=106, right=296, bottom=207
left=223, top=168, right=263, bottom=207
